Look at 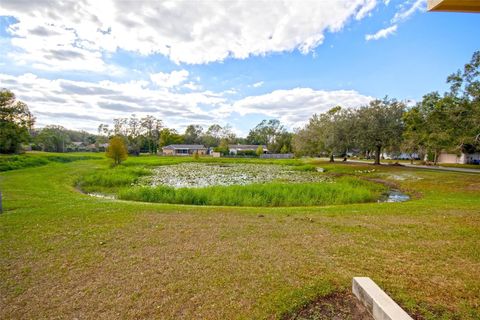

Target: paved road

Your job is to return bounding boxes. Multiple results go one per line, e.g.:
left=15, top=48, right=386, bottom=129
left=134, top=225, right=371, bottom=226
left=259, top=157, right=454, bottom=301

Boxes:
left=400, top=163, right=480, bottom=174
left=342, top=159, right=480, bottom=174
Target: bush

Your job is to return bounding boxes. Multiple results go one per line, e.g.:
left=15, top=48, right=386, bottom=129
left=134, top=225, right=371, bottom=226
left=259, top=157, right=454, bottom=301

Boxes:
left=236, top=150, right=257, bottom=156
left=106, top=136, right=128, bottom=165
left=213, top=146, right=229, bottom=156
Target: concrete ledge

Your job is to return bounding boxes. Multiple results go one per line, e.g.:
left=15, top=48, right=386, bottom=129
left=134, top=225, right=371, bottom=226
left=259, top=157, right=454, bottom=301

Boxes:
left=352, top=277, right=413, bottom=320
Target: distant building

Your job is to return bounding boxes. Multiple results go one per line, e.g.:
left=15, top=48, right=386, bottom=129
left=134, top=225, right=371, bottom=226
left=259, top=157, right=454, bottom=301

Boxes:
left=97, top=143, right=109, bottom=152
left=71, top=141, right=84, bottom=147
left=68, top=141, right=87, bottom=152
left=162, top=144, right=207, bottom=156
left=438, top=152, right=480, bottom=165
left=228, top=144, right=268, bottom=155
left=382, top=152, right=420, bottom=161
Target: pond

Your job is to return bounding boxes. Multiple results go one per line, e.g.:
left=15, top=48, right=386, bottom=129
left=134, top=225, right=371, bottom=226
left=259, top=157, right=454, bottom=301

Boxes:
left=81, top=162, right=411, bottom=206
left=380, top=190, right=410, bottom=203
left=138, top=163, right=329, bottom=188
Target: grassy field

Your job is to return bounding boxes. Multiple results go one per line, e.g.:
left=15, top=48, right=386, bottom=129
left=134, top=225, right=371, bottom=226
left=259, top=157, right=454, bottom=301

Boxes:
left=1, top=153, right=479, bottom=319
left=0, top=151, right=102, bottom=171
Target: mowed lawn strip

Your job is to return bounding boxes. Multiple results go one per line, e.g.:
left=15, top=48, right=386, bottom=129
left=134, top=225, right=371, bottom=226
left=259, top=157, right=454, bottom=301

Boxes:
left=0, top=155, right=479, bottom=319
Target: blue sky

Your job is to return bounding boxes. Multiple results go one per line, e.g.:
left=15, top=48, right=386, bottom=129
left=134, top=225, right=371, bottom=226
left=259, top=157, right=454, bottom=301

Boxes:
left=0, top=0, right=479, bottom=135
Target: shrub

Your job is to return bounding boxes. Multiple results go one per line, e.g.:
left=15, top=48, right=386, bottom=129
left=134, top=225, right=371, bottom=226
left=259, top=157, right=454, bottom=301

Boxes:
left=236, top=150, right=256, bottom=156
left=106, top=136, right=128, bottom=166
left=213, top=146, right=229, bottom=156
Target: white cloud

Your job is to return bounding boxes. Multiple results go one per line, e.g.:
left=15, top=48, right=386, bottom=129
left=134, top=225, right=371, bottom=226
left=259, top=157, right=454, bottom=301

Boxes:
left=392, top=0, right=426, bottom=23
left=356, top=0, right=378, bottom=20
left=183, top=82, right=202, bottom=91
left=365, top=24, right=397, bottom=41
left=1, top=73, right=374, bottom=134
left=364, top=0, right=424, bottom=42
left=0, top=73, right=225, bottom=132
left=150, top=70, right=190, bottom=88
left=222, top=89, right=238, bottom=95
left=219, top=87, right=373, bottom=128
left=252, top=81, right=264, bottom=88
left=0, top=0, right=380, bottom=66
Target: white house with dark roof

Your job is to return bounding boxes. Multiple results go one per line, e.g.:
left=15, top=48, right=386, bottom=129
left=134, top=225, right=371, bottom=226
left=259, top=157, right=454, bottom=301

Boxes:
left=438, top=151, right=480, bottom=165
left=162, top=144, right=207, bottom=156
left=228, top=144, right=268, bottom=155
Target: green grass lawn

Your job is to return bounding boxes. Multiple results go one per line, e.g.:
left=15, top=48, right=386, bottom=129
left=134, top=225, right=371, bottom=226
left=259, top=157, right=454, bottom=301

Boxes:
left=1, top=153, right=479, bottom=319
left=0, top=151, right=102, bottom=171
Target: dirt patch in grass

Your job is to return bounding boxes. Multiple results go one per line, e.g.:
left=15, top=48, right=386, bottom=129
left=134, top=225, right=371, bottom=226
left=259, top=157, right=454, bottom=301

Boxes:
left=284, top=292, right=373, bottom=320
left=465, top=183, right=480, bottom=191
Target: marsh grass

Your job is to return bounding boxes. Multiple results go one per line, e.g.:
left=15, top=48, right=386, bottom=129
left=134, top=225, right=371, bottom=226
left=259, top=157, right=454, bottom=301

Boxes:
left=290, top=164, right=317, bottom=171
left=117, top=176, right=386, bottom=207
left=77, top=166, right=151, bottom=192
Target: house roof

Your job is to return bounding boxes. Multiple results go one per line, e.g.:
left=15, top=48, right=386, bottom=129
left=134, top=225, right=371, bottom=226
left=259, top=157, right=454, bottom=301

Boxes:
left=229, top=144, right=267, bottom=150
left=163, top=144, right=206, bottom=150
left=428, top=0, right=480, bottom=12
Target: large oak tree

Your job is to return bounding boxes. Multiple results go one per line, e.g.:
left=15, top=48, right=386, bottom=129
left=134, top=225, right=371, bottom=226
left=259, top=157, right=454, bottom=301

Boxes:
left=0, top=89, right=35, bottom=154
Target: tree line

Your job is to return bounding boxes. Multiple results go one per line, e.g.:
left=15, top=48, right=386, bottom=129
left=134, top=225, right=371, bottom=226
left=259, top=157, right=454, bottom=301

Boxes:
left=95, top=117, right=293, bottom=155
left=293, top=51, right=480, bottom=164
left=1, top=51, right=479, bottom=164
left=0, top=92, right=294, bottom=155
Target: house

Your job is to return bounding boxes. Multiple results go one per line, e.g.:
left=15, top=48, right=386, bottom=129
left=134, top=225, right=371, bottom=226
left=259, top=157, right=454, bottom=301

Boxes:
left=382, top=152, right=420, bottom=161
left=97, top=143, right=109, bottom=152
left=162, top=144, right=207, bottom=156
left=72, top=141, right=84, bottom=147
left=69, top=141, right=86, bottom=151
left=428, top=0, right=480, bottom=13
left=438, top=152, right=480, bottom=165
left=228, top=144, right=268, bottom=155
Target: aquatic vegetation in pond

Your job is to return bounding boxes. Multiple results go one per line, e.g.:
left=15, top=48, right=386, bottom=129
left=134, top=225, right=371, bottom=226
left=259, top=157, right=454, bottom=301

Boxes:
left=140, top=163, right=330, bottom=188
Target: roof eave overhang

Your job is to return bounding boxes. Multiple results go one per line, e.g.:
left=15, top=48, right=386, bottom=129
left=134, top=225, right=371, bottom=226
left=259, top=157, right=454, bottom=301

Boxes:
left=428, top=0, right=480, bottom=12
